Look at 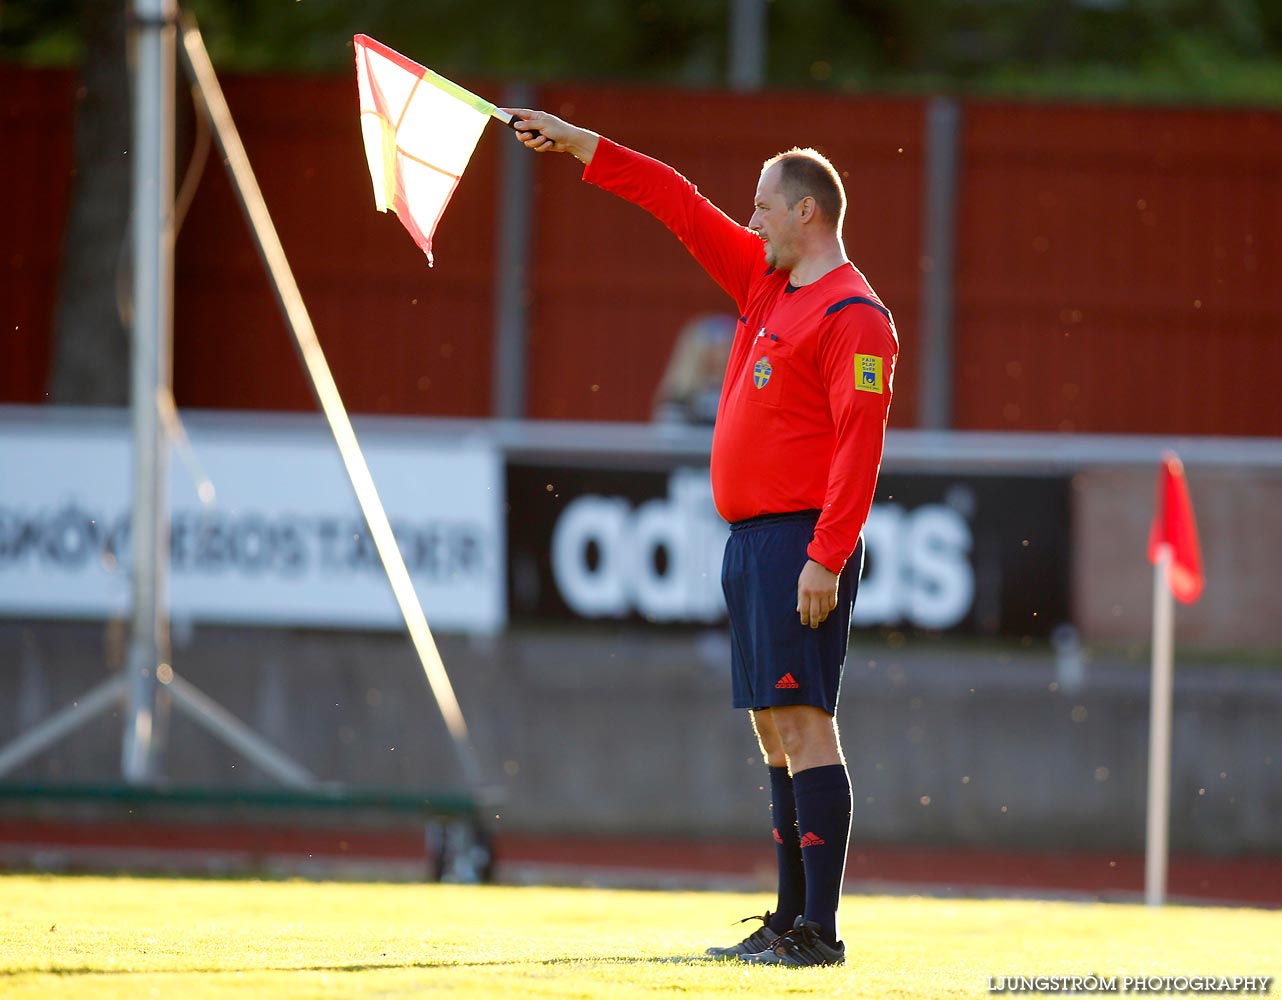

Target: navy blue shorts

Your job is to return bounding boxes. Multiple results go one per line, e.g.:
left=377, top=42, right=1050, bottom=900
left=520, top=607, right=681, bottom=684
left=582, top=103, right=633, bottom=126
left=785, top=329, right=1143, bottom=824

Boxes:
left=721, top=510, right=861, bottom=715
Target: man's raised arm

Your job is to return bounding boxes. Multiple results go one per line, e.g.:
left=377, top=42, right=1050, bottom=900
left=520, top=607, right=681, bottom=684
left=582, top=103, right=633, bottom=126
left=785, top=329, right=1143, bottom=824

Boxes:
left=502, top=108, right=763, bottom=310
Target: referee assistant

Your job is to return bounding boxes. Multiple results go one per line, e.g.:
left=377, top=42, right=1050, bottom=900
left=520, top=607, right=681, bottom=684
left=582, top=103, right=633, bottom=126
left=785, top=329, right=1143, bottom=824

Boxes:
left=510, top=111, right=898, bottom=968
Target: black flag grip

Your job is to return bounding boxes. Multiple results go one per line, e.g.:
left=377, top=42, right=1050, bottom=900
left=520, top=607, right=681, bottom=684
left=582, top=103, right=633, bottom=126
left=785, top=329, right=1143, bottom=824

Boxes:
left=507, top=117, right=544, bottom=140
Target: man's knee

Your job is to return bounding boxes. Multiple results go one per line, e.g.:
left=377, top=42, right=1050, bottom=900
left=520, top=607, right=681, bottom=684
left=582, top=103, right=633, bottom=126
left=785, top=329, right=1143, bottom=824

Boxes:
left=751, top=710, right=787, bottom=767
left=770, top=705, right=839, bottom=763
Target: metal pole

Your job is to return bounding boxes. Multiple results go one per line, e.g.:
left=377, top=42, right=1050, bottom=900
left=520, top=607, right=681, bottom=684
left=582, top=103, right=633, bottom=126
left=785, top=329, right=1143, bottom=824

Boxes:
left=492, top=83, right=534, bottom=419
left=123, top=0, right=177, bottom=785
left=728, top=0, right=767, bottom=91
left=918, top=96, right=961, bottom=430
left=1145, top=546, right=1175, bottom=906
left=167, top=676, right=319, bottom=789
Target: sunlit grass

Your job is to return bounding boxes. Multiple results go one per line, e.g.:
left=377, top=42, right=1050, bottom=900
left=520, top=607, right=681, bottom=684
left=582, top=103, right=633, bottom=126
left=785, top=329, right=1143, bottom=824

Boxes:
left=0, top=874, right=1278, bottom=998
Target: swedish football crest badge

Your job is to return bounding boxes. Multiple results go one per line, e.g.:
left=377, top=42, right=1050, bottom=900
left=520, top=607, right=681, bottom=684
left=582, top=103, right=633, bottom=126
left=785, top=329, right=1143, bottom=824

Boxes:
left=855, top=354, right=883, bottom=394
left=753, top=356, right=773, bottom=389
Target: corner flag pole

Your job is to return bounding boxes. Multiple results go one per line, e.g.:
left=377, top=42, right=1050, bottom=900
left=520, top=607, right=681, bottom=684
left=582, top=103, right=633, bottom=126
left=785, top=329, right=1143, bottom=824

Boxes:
left=178, top=15, right=484, bottom=793
left=1143, top=451, right=1203, bottom=907
left=1144, top=543, right=1175, bottom=906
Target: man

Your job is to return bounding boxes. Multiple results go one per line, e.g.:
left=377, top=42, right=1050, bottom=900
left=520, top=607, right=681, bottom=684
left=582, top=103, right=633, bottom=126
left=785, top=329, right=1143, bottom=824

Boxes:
left=509, top=110, right=897, bottom=968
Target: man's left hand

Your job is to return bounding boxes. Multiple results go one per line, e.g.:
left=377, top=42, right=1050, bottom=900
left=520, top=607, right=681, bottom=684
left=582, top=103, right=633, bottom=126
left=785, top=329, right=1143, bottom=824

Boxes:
left=797, top=559, right=840, bottom=629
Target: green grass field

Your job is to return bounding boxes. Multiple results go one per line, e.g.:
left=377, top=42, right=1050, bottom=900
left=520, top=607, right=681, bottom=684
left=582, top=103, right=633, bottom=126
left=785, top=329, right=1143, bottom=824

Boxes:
left=1, top=875, right=1278, bottom=999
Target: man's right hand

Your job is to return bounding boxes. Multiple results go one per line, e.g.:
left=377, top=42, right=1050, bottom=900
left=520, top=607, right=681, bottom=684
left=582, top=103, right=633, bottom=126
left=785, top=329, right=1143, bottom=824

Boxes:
left=503, top=108, right=600, bottom=164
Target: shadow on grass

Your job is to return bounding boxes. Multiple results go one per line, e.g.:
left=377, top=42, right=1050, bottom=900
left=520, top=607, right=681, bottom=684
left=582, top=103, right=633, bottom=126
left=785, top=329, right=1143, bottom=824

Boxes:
left=9, top=955, right=716, bottom=977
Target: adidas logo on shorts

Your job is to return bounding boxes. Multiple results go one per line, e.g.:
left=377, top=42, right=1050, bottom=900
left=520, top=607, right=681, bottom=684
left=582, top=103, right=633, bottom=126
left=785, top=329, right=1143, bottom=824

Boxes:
left=775, top=672, right=800, bottom=689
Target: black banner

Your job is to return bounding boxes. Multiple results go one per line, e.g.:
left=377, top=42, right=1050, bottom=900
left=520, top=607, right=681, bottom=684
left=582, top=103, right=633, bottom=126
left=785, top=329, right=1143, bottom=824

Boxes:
left=506, top=462, right=1070, bottom=637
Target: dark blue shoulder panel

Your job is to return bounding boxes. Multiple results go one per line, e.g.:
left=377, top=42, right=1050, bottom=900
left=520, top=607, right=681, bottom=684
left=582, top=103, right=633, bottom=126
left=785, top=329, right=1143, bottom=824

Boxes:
left=825, top=296, right=891, bottom=320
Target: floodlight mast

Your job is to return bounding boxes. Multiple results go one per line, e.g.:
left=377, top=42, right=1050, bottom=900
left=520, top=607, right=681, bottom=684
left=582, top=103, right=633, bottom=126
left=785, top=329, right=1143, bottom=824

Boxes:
left=122, top=0, right=178, bottom=784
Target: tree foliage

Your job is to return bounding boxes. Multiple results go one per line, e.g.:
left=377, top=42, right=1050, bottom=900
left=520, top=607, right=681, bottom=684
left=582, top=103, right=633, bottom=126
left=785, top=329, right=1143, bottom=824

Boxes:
left=4, top=0, right=1282, bottom=103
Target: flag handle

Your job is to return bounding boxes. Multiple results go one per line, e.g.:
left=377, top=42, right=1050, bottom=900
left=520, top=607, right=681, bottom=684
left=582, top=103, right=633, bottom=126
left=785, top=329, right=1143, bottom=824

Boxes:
left=491, top=107, right=544, bottom=138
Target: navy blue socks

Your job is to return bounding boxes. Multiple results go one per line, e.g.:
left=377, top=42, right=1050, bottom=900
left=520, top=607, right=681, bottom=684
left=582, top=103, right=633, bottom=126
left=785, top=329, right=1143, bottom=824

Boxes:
left=792, top=763, right=852, bottom=946
left=767, top=765, right=806, bottom=934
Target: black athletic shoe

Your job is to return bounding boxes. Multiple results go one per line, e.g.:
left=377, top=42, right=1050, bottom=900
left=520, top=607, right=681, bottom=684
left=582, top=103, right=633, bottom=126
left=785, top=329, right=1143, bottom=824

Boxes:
left=739, top=916, right=845, bottom=967
left=704, top=912, right=784, bottom=960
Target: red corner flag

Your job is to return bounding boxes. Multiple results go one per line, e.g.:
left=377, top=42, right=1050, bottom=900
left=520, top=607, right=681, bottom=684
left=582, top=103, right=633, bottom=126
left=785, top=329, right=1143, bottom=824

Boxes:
left=1147, top=451, right=1204, bottom=604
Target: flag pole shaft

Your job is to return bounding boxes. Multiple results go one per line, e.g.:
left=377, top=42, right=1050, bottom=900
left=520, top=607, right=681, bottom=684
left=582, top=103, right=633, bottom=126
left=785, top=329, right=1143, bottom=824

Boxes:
left=1145, top=545, right=1175, bottom=906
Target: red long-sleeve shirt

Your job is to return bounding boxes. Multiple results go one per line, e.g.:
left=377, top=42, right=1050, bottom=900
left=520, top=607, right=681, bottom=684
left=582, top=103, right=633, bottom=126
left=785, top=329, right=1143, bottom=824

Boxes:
left=583, top=138, right=898, bottom=574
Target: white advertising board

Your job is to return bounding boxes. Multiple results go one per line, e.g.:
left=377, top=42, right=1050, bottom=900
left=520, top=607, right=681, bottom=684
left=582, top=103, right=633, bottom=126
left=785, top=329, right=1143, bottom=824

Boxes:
left=0, top=409, right=505, bottom=633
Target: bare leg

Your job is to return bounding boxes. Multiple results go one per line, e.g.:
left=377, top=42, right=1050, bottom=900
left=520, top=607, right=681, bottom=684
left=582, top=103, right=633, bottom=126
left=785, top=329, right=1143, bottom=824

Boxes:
left=765, top=704, right=842, bottom=774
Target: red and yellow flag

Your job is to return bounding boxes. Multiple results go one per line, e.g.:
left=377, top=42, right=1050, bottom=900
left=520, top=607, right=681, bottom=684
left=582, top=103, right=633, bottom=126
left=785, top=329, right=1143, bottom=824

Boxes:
left=354, top=34, right=502, bottom=266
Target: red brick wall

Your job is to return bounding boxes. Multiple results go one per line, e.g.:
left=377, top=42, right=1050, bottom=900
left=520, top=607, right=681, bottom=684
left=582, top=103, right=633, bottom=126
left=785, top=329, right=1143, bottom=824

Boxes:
left=953, top=101, right=1282, bottom=434
left=4, top=66, right=1279, bottom=436
left=0, top=67, right=74, bottom=403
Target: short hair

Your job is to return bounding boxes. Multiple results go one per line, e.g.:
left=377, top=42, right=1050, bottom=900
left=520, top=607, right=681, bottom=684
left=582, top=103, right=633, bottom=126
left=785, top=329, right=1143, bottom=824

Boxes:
left=762, top=148, right=846, bottom=231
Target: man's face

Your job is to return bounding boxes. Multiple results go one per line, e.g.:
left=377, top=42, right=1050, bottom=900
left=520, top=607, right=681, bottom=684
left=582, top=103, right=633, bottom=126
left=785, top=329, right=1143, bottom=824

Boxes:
left=749, top=165, right=799, bottom=271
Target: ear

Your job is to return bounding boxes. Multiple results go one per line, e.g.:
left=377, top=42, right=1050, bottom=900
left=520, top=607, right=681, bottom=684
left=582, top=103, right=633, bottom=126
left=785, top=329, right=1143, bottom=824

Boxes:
left=797, top=195, right=818, bottom=223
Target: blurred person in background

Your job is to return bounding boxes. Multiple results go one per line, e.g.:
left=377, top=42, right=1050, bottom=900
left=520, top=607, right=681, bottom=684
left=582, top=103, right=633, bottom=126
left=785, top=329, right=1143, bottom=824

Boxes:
left=652, top=313, right=736, bottom=425
left=510, top=108, right=897, bottom=968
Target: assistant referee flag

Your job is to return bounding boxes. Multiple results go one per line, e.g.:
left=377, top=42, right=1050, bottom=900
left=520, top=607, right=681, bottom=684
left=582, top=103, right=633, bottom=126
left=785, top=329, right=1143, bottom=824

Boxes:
left=354, top=34, right=500, bottom=266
